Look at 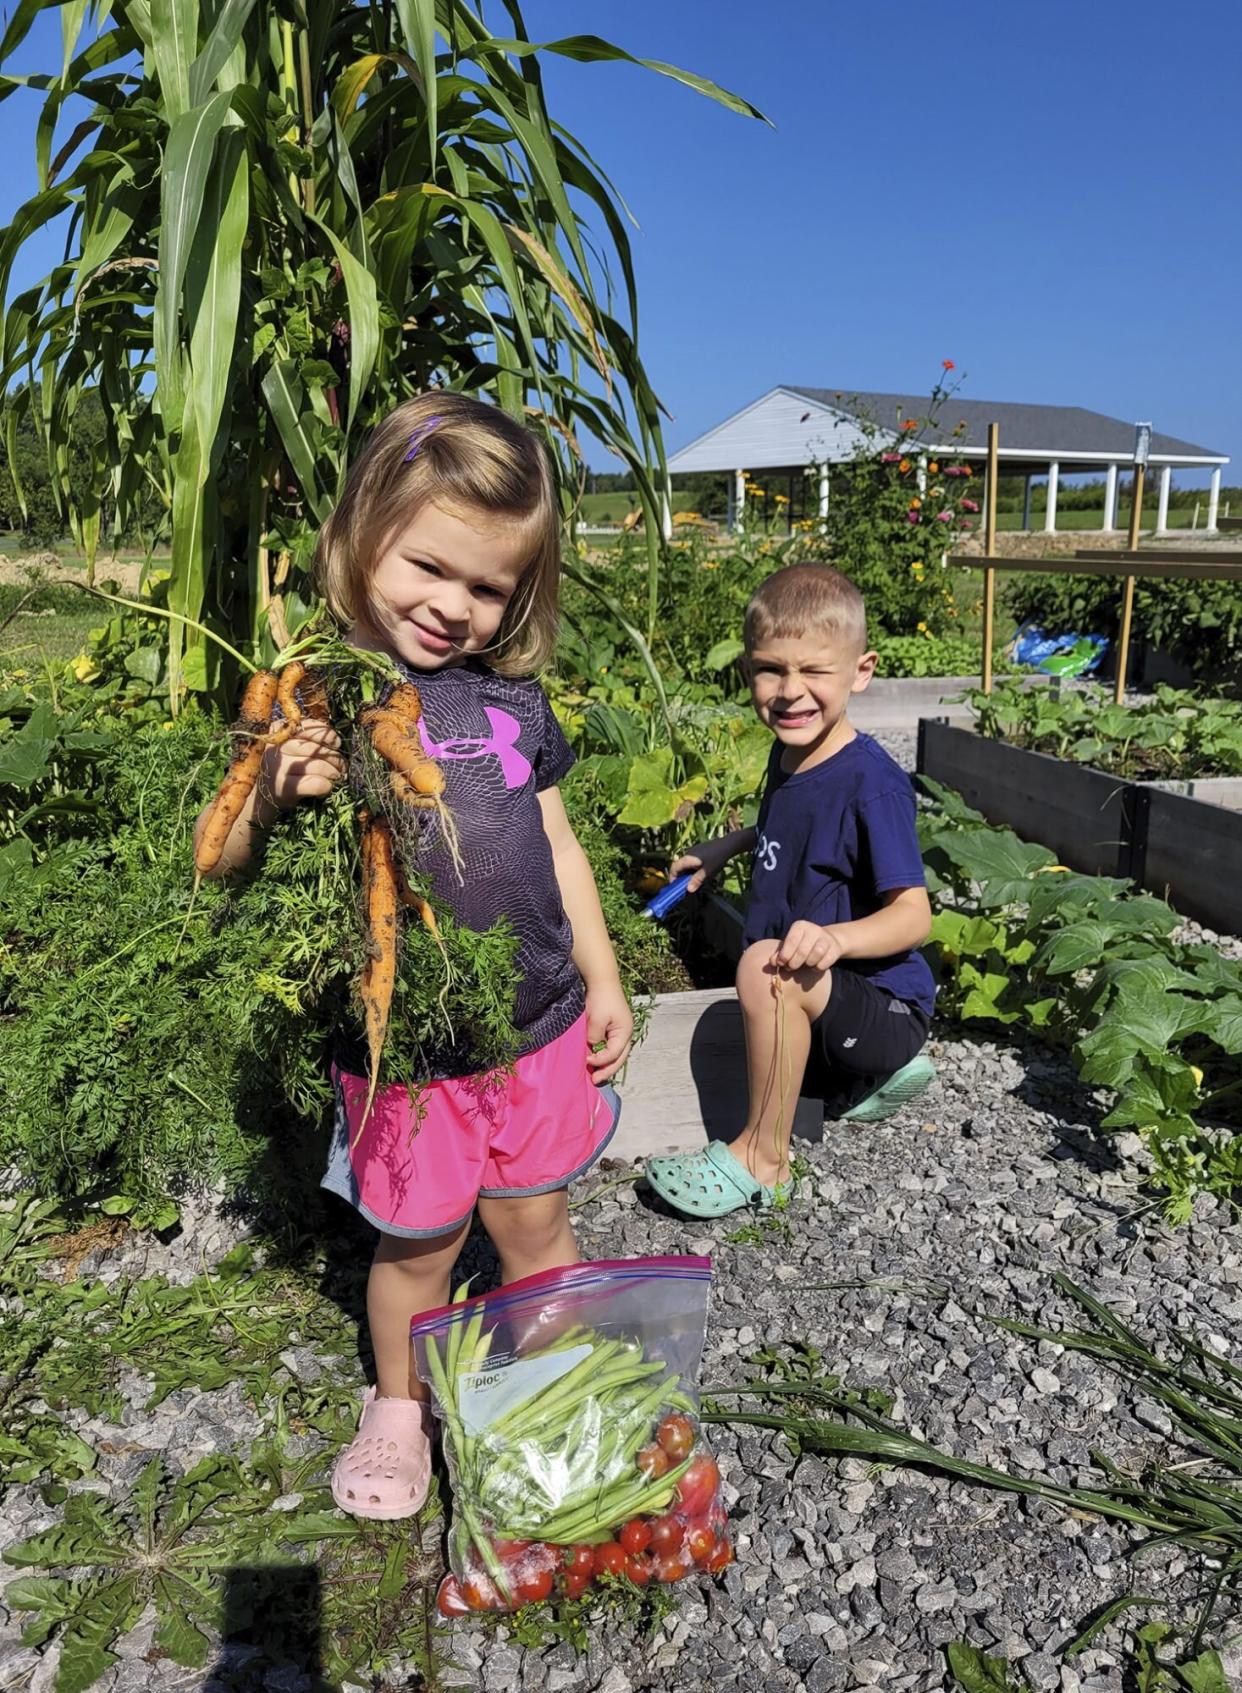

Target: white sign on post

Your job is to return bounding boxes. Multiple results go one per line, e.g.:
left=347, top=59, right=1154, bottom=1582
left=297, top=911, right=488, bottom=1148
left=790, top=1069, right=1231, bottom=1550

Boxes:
left=1134, top=422, right=1152, bottom=466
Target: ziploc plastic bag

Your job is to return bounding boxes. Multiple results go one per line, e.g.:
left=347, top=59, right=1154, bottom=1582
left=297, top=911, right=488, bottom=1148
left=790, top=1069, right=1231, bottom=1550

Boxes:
left=411, top=1256, right=732, bottom=1615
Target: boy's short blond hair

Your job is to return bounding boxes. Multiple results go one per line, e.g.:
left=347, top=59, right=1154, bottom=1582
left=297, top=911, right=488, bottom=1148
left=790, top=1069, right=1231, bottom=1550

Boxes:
left=315, top=391, right=562, bottom=675
left=743, top=563, right=868, bottom=654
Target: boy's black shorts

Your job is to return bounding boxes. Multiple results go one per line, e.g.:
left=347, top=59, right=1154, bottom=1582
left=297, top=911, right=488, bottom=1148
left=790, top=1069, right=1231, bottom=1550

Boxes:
left=801, top=968, right=931, bottom=1114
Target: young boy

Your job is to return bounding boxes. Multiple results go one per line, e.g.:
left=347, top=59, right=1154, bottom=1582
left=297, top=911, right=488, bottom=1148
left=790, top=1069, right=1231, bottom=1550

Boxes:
left=645, top=563, right=935, bottom=1219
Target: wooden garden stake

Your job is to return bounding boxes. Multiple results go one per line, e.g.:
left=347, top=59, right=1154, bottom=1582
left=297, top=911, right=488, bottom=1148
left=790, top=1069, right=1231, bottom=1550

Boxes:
left=981, top=423, right=999, bottom=693
left=1115, top=423, right=1150, bottom=704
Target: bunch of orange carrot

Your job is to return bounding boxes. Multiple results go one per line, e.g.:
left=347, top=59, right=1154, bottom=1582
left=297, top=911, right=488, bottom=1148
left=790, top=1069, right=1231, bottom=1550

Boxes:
left=195, top=665, right=451, bottom=1130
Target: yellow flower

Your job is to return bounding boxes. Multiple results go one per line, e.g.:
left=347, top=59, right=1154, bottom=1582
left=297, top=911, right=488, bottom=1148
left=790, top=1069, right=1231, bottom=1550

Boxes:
left=774, top=493, right=788, bottom=505
left=1034, top=865, right=1071, bottom=875
left=1191, top=1065, right=1204, bottom=1089
left=71, top=653, right=101, bottom=683
left=161, top=720, right=176, bottom=731
left=928, top=462, right=939, bottom=473
left=909, top=497, right=922, bottom=510
left=917, top=621, right=929, bottom=632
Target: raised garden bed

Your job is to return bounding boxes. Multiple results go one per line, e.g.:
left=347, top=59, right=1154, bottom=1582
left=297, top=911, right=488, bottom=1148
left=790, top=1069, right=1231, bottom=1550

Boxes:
left=917, top=717, right=1242, bottom=933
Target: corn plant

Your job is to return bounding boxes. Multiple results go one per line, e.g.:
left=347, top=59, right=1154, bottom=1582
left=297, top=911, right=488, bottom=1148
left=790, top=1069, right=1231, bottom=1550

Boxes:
left=0, top=1, right=764, bottom=699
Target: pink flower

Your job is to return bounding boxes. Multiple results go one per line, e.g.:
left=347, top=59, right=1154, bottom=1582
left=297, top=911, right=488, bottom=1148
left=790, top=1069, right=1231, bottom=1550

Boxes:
left=944, top=465, right=966, bottom=477
left=936, top=510, right=952, bottom=523
left=880, top=453, right=901, bottom=463
left=906, top=511, right=921, bottom=525
left=960, top=497, right=979, bottom=512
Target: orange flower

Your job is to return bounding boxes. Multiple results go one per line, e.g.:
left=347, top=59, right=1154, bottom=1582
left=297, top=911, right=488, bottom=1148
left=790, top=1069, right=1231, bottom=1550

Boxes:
left=909, top=497, right=922, bottom=510
left=901, top=419, right=919, bottom=432
left=899, top=458, right=913, bottom=474
left=928, top=462, right=939, bottom=473
left=942, top=359, right=955, bottom=370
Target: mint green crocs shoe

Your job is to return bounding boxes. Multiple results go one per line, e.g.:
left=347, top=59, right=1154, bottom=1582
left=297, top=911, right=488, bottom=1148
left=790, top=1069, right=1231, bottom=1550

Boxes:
left=839, top=1055, right=936, bottom=1124
left=644, top=1141, right=793, bottom=1219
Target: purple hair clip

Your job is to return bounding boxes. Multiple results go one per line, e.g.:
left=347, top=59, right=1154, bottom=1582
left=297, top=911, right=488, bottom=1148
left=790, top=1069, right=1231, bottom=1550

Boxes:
left=404, top=415, right=444, bottom=462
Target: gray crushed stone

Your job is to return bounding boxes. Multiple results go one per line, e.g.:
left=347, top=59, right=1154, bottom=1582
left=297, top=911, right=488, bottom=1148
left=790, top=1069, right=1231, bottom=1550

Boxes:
left=2, top=1038, right=1239, bottom=1693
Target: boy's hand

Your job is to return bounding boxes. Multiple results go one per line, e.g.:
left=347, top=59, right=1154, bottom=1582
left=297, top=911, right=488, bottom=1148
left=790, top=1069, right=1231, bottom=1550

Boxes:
left=585, top=979, right=633, bottom=1084
left=264, top=722, right=346, bottom=808
left=774, top=921, right=846, bottom=974
left=671, top=837, right=731, bottom=893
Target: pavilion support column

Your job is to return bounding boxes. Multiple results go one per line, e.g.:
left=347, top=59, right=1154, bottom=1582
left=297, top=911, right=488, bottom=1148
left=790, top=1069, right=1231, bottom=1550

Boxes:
left=1156, top=464, right=1171, bottom=534
left=732, top=468, right=745, bottom=532
left=1102, top=462, right=1119, bottom=532
left=1044, top=461, right=1060, bottom=533
left=818, top=463, right=830, bottom=520
left=1208, top=466, right=1221, bottom=532
left=1021, top=474, right=1033, bottom=531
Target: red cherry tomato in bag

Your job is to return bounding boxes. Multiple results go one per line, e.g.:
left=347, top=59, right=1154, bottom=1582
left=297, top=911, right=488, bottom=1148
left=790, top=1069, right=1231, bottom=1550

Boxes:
left=436, top=1575, right=471, bottom=1617
left=637, top=1443, right=670, bottom=1478
left=686, top=1524, right=717, bottom=1565
left=562, top=1543, right=594, bottom=1576
left=514, top=1566, right=554, bottom=1604
left=648, top=1514, right=684, bottom=1555
left=705, top=1537, right=734, bottom=1573
left=592, top=1541, right=627, bottom=1579
left=462, top=1573, right=505, bottom=1612
left=624, top=1554, right=652, bottom=1586
left=560, top=1567, right=591, bottom=1600
left=676, top=1454, right=721, bottom=1519
left=656, top=1413, right=695, bottom=1462
left=653, top=1548, right=693, bottom=1583
left=619, top=1519, right=652, bottom=1555
left=492, top=1538, right=531, bottom=1563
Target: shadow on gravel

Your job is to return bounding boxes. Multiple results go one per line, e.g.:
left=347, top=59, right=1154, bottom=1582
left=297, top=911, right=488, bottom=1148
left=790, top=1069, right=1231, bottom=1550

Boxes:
left=1010, top=1058, right=1126, bottom=1177
left=206, top=1564, right=332, bottom=1692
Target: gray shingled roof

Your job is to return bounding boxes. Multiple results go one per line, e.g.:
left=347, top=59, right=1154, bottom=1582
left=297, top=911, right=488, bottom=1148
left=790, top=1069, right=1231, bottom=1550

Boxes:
left=786, top=388, right=1226, bottom=460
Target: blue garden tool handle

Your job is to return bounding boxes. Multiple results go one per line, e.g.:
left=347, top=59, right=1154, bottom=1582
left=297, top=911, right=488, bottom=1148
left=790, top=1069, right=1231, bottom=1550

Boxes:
left=643, top=871, right=696, bottom=921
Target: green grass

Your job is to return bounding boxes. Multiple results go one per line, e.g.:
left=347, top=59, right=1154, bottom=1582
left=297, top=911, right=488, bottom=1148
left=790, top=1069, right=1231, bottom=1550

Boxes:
left=0, top=608, right=99, bottom=666
left=578, top=490, right=700, bottom=525
left=995, top=506, right=1205, bottom=533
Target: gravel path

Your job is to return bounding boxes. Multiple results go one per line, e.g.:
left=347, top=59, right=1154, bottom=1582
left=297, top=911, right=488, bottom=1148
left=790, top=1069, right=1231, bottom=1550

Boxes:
left=2, top=1044, right=1239, bottom=1693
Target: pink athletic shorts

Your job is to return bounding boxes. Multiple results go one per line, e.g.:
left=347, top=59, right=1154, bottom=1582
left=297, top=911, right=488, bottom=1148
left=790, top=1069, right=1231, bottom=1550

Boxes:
left=321, top=1013, right=620, bottom=1237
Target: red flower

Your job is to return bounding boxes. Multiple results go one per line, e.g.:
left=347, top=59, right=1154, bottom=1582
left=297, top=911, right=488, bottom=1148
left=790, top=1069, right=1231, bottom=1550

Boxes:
left=880, top=452, right=901, bottom=463
left=960, top=497, right=979, bottom=512
left=905, top=511, right=921, bottom=524
left=942, top=359, right=955, bottom=370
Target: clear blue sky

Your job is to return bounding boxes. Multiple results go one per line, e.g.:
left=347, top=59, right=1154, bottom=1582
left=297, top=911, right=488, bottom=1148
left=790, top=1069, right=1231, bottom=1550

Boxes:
left=3, top=1, right=1238, bottom=482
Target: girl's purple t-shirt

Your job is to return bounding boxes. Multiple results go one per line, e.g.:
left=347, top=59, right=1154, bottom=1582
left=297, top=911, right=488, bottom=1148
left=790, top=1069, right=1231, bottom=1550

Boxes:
left=377, top=660, right=584, bottom=1067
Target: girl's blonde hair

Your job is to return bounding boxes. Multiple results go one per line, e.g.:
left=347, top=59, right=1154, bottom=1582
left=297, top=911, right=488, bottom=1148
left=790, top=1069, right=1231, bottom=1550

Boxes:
left=316, top=392, right=562, bottom=675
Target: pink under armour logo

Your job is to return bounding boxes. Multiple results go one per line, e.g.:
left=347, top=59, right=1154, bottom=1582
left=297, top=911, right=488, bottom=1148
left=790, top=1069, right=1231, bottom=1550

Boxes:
left=417, top=707, right=532, bottom=790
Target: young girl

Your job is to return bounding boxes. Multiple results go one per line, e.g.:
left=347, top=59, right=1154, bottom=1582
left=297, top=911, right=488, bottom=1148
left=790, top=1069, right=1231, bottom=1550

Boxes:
left=196, top=393, right=633, bottom=1518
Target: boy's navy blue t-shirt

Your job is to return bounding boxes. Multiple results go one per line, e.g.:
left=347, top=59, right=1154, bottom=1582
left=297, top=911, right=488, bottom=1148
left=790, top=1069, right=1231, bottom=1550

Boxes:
left=743, top=732, right=936, bottom=1015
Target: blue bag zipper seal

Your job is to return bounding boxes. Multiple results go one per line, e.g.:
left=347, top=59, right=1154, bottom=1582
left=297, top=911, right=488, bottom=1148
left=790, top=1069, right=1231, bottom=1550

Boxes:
left=643, top=871, right=695, bottom=921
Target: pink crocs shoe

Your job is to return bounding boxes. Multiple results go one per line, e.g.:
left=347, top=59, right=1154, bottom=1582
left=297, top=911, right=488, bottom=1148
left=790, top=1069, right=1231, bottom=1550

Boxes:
left=331, top=1387, right=433, bottom=1520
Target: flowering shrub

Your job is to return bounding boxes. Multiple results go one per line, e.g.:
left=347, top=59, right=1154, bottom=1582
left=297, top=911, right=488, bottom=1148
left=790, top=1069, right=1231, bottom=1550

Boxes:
left=812, top=367, right=976, bottom=636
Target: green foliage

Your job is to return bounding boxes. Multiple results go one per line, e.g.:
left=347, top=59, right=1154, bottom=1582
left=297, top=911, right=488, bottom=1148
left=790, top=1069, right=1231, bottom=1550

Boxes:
left=1, top=5, right=762, bottom=697
left=0, top=700, right=522, bottom=1213
left=0, top=1196, right=449, bottom=1690
left=872, top=631, right=990, bottom=678
left=1005, top=570, right=1242, bottom=688
left=969, top=679, right=1242, bottom=778
left=919, top=778, right=1242, bottom=1220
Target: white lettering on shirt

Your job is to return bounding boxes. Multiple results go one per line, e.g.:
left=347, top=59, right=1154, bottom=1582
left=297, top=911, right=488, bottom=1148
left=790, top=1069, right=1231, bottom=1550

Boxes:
left=755, top=832, right=781, bottom=874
